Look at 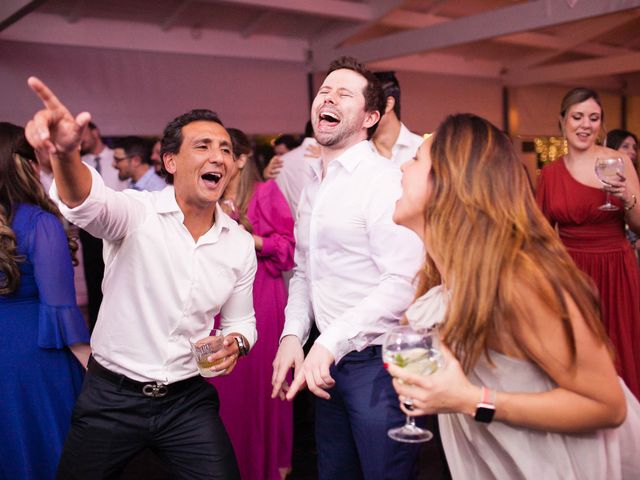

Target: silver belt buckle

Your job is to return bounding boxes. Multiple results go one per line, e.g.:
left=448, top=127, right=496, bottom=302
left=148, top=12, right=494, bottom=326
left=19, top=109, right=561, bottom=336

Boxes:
left=142, top=383, right=168, bottom=398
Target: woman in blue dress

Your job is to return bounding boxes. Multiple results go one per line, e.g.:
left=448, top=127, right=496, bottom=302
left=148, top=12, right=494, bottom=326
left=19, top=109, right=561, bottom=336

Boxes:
left=0, top=122, right=90, bottom=479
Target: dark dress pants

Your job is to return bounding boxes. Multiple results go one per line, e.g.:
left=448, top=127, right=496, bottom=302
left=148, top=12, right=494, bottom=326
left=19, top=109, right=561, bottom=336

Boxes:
left=57, top=365, right=239, bottom=480
left=314, top=346, right=421, bottom=480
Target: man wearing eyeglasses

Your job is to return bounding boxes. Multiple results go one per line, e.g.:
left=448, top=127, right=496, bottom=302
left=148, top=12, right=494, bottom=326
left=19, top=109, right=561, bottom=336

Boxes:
left=113, top=136, right=166, bottom=191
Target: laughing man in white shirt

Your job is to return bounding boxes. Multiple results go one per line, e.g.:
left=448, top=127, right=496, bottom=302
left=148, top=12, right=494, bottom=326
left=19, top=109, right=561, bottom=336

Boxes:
left=25, top=77, right=255, bottom=479
left=271, top=57, right=423, bottom=479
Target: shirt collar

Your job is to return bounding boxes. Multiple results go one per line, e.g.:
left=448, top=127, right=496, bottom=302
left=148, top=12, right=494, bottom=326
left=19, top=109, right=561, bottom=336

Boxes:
left=155, top=185, right=180, bottom=214
left=312, top=140, right=373, bottom=180
left=395, top=123, right=415, bottom=149
left=154, top=188, right=234, bottom=243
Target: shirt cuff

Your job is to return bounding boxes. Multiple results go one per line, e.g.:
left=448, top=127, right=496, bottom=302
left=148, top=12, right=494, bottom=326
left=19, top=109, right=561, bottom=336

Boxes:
left=279, top=318, right=308, bottom=345
left=50, top=164, right=106, bottom=228
left=222, top=324, right=257, bottom=352
left=315, top=323, right=352, bottom=364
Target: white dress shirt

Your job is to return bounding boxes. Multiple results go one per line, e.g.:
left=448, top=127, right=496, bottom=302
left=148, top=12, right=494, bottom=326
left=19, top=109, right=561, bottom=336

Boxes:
left=371, top=122, right=424, bottom=167
left=82, top=146, right=129, bottom=191
left=275, top=137, right=317, bottom=217
left=51, top=166, right=257, bottom=383
left=281, top=141, right=423, bottom=363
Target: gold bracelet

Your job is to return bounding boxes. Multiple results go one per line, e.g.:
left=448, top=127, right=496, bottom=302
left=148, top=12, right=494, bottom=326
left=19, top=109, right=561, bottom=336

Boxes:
left=625, top=194, right=637, bottom=212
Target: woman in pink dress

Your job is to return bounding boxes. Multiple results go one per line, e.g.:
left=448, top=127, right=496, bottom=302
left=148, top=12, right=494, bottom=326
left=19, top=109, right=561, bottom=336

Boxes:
left=210, top=128, right=295, bottom=480
left=536, top=88, right=640, bottom=398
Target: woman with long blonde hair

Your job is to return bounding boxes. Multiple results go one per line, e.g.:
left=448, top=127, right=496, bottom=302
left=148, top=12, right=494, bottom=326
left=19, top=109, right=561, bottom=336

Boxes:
left=0, top=122, right=90, bottom=478
left=388, top=114, right=640, bottom=479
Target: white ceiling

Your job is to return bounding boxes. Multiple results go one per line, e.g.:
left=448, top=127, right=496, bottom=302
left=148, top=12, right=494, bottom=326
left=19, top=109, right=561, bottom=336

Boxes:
left=2, top=0, right=640, bottom=91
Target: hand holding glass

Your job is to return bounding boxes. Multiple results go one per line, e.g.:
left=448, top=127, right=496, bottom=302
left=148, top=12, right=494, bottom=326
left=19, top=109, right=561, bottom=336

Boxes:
left=383, top=325, right=444, bottom=443
left=190, top=329, right=225, bottom=378
left=595, top=157, right=624, bottom=211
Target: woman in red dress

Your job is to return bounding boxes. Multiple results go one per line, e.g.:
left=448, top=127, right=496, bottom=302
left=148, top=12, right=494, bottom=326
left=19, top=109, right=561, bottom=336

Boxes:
left=536, top=87, right=640, bottom=398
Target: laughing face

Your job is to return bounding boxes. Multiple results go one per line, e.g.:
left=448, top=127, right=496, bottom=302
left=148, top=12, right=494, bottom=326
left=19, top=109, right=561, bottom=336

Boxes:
left=311, top=68, right=378, bottom=149
left=164, top=120, right=234, bottom=210
left=562, top=98, right=602, bottom=152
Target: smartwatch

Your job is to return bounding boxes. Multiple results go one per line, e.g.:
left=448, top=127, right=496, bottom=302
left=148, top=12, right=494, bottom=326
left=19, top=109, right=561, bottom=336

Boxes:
left=474, top=386, right=496, bottom=423
left=234, top=336, right=248, bottom=357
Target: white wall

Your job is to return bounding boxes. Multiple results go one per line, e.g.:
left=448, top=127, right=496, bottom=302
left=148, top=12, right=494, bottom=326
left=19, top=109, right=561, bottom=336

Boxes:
left=0, top=40, right=310, bottom=135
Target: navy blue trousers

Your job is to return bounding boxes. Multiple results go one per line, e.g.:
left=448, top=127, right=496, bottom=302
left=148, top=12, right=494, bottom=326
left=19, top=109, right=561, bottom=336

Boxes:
left=315, top=346, right=421, bottom=480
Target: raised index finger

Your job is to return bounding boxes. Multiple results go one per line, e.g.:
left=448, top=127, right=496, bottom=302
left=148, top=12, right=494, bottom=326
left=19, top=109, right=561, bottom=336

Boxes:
left=27, top=76, right=66, bottom=112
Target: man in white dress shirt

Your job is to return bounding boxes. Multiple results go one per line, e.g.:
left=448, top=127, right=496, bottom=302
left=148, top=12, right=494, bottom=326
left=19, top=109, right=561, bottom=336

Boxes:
left=271, top=57, right=423, bottom=479
left=371, top=71, right=424, bottom=167
left=272, top=121, right=317, bottom=217
left=25, top=78, right=256, bottom=479
left=113, top=136, right=167, bottom=191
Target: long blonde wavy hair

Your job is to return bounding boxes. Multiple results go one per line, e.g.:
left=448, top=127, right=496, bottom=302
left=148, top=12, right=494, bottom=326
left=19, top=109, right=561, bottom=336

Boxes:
left=417, top=114, right=608, bottom=372
left=224, top=128, right=262, bottom=233
left=0, top=122, right=78, bottom=295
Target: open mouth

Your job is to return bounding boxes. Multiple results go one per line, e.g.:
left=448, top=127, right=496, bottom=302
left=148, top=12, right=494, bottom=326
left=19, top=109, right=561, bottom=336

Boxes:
left=201, top=172, right=222, bottom=185
left=318, top=110, right=340, bottom=128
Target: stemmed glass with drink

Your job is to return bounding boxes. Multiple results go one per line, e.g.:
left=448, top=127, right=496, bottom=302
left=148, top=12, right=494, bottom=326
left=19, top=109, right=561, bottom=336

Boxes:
left=383, top=325, right=444, bottom=443
left=595, top=156, right=624, bottom=211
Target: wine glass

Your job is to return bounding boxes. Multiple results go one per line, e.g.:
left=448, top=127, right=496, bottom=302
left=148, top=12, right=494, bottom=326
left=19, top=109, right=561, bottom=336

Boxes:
left=595, top=157, right=624, bottom=211
left=383, top=325, right=444, bottom=443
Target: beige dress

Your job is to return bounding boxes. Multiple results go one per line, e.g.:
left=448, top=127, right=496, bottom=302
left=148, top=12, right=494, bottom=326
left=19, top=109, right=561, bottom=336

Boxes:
left=406, top=287, right=640, bottom=480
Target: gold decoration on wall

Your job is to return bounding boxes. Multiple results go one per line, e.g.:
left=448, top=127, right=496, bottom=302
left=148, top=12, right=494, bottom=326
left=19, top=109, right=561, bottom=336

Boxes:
left=534, top=136, right=567, bottom=166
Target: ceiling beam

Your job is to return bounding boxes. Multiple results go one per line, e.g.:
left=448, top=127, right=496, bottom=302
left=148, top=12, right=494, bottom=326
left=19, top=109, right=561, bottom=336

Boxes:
left=161, top=0, right=192, bottom=31
left=213, top=0, right=373, bottom=21
left=504, top=51, right=640, bottom=86
left=310, top=0, right=403, bottom=54
left=380, top=8, right=631, bottom=57
left=506, top=10, right=640, bottom=70
left=0, top=12, right=308, bottom=62
left=0, top=0, right=42, bottom=31
left=241, top=10, right=271, bottom=38
left=369, top=52, right=502, bottom=78
left=65, top=0, right=85, bottom=24
left=313, top=0, right=640, bottom=68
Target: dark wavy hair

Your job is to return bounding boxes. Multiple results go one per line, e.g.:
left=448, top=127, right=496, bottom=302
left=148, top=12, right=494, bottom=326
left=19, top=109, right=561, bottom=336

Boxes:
left=0, top=122, right=78, bottom=295
left=159, top=109, right=224, bottom=184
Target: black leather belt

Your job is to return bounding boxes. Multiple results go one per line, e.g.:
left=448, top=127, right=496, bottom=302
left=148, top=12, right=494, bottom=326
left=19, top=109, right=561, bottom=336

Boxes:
left=88, top=356, right=202, bottom=398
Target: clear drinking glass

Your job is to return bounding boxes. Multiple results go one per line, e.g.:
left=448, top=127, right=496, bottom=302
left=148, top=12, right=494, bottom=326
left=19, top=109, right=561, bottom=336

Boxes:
left=189, top=329, right=225, bottom=378
left=383, top=325, right=444, bottom=443
left=595, top=156, right=624, bottom=211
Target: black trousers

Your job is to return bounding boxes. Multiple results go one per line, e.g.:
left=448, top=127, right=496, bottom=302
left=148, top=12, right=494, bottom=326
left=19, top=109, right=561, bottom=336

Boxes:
left=78, top=229, right=104, bottom=331
left=57, top=361, right=240, bottom=480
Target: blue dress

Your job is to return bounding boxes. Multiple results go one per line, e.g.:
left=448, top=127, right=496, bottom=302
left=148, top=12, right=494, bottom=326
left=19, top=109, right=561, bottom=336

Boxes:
left=0, top=203, right=89, bottom=479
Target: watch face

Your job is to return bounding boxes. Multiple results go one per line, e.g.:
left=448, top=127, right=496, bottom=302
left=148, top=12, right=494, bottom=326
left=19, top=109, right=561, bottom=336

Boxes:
left=474, top=405, right=495, bottom=423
